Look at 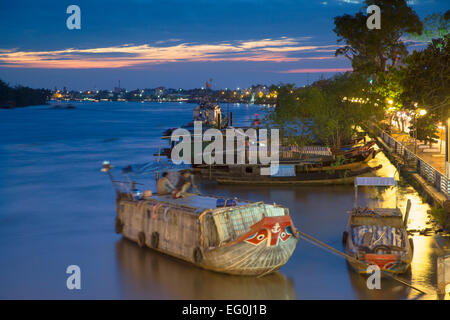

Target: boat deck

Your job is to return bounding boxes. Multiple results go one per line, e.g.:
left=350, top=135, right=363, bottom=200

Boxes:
left=351, top=207, right=402, bottom=217
left=350, top=207, right=404, bottom=228
left=150, top=193, right=247, bottom=211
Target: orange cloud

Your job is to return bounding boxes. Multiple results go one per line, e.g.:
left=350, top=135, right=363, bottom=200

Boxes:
left=0, top=38, right=342, bottom=69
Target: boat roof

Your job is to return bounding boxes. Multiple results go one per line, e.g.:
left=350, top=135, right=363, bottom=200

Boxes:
left=351, top=207, right=402, bottom=217
left=150, top=193, right=249, bottom=211
left=355, top=177, right=397, bottom=187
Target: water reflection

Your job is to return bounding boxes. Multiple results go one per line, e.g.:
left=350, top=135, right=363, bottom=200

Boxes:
left=115, top=238, right=296, bottom=300
left=198, top=148, right=449, bottom=299
left=352, top=149, right=448, bottom=299
left=346, top=263, right=412, bottom=300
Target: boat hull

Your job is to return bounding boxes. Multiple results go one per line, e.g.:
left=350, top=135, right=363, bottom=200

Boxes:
left=116, top=196, right=298, bottom=276
left=345, top=252, right=411, bottom=275
left=215, top=165, right=382, bottom=185
left=203, top=236, right=297, bottom=276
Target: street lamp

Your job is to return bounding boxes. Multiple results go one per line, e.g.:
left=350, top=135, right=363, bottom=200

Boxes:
left=412, top=107, right=428, bottom=155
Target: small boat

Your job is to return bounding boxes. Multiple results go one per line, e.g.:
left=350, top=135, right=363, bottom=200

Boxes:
left=102, top=161, right=298, bottom=276
left=278, top=145, right=379, bottom=165
left=333, top=140, right=376, bottom=157
left=162, top=100, right=228, bottom=139
left=343, top=177, right=413, bottom=275
left=330, top=136, right=366, bottom=152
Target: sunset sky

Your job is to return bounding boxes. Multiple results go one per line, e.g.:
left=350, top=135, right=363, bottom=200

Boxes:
left=0, top=0, right=446, bottom=90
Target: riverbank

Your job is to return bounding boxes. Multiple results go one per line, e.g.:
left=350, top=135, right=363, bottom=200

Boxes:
left=365, top=122, right=450, bottom=232
left=1, top=101, right=447, bottom=299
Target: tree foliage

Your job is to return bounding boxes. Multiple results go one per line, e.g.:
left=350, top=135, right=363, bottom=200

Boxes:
left=267, top=73, right=384, bottom=148
left=408, top=11, right=450, bottom=43
left=400, top=35, right=450, bottom=122
left=408, top=114, right=439, bottom=147
left=0, top=79, right=51, bottom=108
left=333, top=0, right=422, bottom=75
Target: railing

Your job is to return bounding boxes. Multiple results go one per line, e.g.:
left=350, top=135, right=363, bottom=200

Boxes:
left=368, top=123, right=449, bottom=200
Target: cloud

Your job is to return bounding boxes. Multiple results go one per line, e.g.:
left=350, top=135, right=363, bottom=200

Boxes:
left=0, top=37, right=341, bottom=69
left=336, top=0, right=421, bottom=5
left=279, top=68, right=353, bottom=73
left=337, top=0, right=361, bottom=4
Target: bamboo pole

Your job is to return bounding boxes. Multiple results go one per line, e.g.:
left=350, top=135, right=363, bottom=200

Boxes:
left=296, top=230, right=427, bottom=295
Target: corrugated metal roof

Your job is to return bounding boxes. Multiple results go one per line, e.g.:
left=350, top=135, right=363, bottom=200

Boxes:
left=355, top=177, right=397, bottom=186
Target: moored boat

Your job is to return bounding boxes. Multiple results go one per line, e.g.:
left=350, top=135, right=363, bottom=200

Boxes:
left=212, top=164, right=382, bottom=185
left=343, top=177, right=413, bottom=275
left=102, top=162, right=298, bottom=276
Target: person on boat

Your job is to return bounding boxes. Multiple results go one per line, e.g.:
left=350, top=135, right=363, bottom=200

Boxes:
left=157, top=172, right=176, bottom=195
left=173, top=170, right=199, bottom=198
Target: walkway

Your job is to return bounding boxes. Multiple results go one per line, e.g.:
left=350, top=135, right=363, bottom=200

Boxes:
left=390, top=127, right=446, bottom=175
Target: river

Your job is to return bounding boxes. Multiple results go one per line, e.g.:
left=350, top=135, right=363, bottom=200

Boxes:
left=0, top=101, right=448, bottom=299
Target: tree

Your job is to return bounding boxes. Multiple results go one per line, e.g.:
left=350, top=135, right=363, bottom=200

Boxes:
left=409, top=114, right=439, bottom=147
left=333, top=0, right=422, bottom=76
left=0, top=79, right=50, bottom=108
left=0, top=79, right=14, bottom=107
left=268, top=73, right=384, bottom=148
left=408, top=11, right=450, bottom=43
left=308, top=73, right=384, bottom=147
left=400, top=35, right=450, bottom=122
left=264, top=83, right=314, bottom=147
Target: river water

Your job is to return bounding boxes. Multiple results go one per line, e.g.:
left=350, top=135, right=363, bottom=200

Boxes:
left=0, top=101, right=448, bottom=299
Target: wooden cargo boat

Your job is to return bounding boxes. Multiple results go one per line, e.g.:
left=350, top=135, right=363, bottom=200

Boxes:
left=159, top=126, right=375, bottom=166
left=102, top=162, right=298, bottom=276
left=343, top=177, right=413, bottom=275
left=277, top=145, right=378, bottom=167
left=191, top=145, right=379, bottom=180
left=204, top=164, right=382, bottom=185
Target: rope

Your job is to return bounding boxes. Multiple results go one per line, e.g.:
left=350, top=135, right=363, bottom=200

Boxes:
left=296, top=230, right=427, bottom=295
left=163, top=206, right=169, bottom=222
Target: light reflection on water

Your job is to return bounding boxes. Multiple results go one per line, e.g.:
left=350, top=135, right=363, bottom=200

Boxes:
left=115, top=238, right=296, bottom=300
left=0, top=101, right=448, bottom=299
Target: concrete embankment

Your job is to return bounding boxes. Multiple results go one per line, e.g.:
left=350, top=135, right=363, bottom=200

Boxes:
left=373, top=133, right=447, bottom=207
left=365, top=124, right=450, bottom=232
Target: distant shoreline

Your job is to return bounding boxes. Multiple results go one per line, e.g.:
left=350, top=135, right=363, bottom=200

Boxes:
left=1, top=100, right=272, bottom=109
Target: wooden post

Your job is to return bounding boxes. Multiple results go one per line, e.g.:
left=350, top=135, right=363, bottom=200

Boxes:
left=404, top=199, right=411, bottom=226
left=437, top=254, right=450, bottom=295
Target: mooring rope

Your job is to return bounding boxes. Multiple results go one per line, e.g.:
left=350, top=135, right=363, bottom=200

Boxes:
left=296, top=230, right=427, bottom=295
